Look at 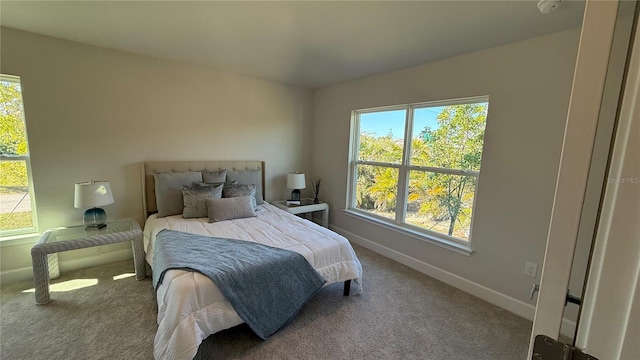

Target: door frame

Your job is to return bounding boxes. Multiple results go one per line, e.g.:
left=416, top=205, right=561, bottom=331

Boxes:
left=574, top=5, right=640, bottom=358
left=527, top=1, right=620, bottom=358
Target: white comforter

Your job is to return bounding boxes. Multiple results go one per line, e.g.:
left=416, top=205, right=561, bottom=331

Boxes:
left=144, top=202, right=363, bottom=360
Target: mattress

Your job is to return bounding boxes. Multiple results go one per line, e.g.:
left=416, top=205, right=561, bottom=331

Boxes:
left=144, top=202, right=363, bottom=360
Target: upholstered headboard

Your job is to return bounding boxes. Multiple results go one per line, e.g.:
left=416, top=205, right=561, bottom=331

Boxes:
left=141, top=160, right=265, bottom=218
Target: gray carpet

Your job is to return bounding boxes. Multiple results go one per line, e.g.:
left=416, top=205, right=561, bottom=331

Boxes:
left=1, top=245, right=531, bottom=359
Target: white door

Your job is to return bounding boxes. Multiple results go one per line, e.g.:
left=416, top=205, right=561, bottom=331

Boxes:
left=527, top=1, right=621, bottom=358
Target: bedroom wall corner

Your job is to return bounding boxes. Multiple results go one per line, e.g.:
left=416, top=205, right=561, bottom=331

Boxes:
left=0, top=27, right=313, bottom=283
left=310, top=27, right=582, bottom=319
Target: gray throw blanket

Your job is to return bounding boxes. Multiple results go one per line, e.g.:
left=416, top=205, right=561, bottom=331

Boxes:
left=153, top=229, right=326, bottom=339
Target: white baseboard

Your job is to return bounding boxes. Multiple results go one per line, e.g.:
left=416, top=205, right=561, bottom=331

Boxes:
left=0, top=266, right=34, bottom=285
left=0, top=249, right=133, bottom=285
left=331, top=225, right=576, bottom=338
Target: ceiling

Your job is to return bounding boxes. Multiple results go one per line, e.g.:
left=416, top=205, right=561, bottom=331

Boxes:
left=0, top=1, right=587, bottom=89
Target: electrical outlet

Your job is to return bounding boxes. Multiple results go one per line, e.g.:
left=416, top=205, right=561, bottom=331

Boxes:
left=525, top=262, right=538, bottom=278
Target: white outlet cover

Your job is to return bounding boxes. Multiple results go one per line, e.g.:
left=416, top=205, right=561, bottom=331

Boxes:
left=525, top=262, right=538, bottom=277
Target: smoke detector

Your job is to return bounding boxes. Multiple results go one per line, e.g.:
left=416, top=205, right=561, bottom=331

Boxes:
left=537, top=0, right=562, bottom=13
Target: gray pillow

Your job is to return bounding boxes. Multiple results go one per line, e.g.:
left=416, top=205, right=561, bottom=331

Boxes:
left=194, top=180, right=237, bottom=188
left=154, top=171, right=203, bottom=217
left=202, top=169, right=227, bottom=183
left=206, top=196, right=257, bottom=223
left=227, top=169, right=264, bottom=205
left=182, top=184, right=223, bottom=219
left=222, top=183, right=257, bottom=210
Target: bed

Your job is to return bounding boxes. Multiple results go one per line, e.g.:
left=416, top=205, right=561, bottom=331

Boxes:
left=141, top=161, right=363, bottom=360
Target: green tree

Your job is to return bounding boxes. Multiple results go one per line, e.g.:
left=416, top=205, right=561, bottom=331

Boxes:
left=1, top=81, right=29, bottom=191
left=1, top=81, right=28, bottom=155
left=356, top=133, right=402, bottom=212
left=417, top=103, right=487, bottom=237
left=355, top=103, right=486, bottom=239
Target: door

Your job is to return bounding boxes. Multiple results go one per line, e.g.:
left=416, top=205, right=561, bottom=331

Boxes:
left=574, top=7, right=640, bottom=358
left=528, top=1, right=639, bottom=359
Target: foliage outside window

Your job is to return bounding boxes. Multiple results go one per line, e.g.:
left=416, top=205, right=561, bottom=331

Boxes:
left=348, top=97, right=488, bottom=247
left=1, top=74, right=37, bottom=235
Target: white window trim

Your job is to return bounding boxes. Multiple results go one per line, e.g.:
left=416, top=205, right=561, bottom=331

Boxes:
left=343, top=208, right=473, bottom=255
left=0, top=74, right=38, bottom=238
left=346, top=96, right=488, bottom=252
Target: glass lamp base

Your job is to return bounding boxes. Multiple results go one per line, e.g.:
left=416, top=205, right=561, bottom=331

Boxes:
left=83, top=207, right=107, bottom=229
left=291, top=189, right=301, bottom=201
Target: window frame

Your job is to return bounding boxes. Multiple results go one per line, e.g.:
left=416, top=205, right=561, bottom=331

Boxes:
left=346, top=96, right=489, bottom=253
left=0, top=74, right=38, bottom=237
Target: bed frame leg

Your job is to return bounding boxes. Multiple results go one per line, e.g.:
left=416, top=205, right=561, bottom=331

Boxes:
left=343, top=280, right=351, bottom=296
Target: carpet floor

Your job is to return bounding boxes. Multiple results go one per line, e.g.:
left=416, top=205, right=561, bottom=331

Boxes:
left=1, top=244, right=531, bottom=359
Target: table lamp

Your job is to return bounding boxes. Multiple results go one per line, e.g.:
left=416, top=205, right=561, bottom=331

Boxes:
left=74, top=180, right=114, bottom=229
left=287, top=172, right=306, bottom=201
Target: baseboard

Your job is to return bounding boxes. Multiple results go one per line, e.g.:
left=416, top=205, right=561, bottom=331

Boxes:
left=0, top=249, right=133, bottom=285
left=331, top=224, right=576, bottom=338
left=0, top=266, right=34, bottom=285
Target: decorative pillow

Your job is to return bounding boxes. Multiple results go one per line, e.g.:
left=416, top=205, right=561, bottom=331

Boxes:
left=226, top=169, right=264, bottom=205
left=205, top=196, right=257, bottom=223
left=194, top=180, right=237, bottom=188
left=154, top=171, right=203, bottom=218
left=201, top=169, right=227, bottom=183
left=222, top=183, right=257, bottom=210
left=181, top=183, right=223, bottom=219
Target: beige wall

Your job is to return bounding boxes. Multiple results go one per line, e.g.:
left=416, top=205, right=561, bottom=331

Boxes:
left=0, top=25, right=592, bottom=329
left=311, top=29, right=581, bottom=314
left=0, top=27, right=313, bottom=281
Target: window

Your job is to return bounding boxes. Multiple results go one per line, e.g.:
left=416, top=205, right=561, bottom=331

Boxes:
left=1, top=74, right=37, bottom=235
left=347, top=97, right=489, bottom=249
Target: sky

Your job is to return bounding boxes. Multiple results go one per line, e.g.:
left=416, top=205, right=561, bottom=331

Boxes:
left=360, top=106, right=444, bottom=139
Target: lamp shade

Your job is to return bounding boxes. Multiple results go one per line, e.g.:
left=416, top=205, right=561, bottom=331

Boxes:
left=74, top=181, right=114, bottom=208
left=287, top=173, right=306, bottom=190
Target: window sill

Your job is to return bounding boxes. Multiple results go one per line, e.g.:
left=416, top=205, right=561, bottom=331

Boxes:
left=0, top=231, right=40, bottom=247
left=343, top=209, right=473, bottom=256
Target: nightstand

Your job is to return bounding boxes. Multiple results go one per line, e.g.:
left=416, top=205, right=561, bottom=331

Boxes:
left=31, top=218, right=145, bottom=305
left=272, top=198, right=329, bottom=228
